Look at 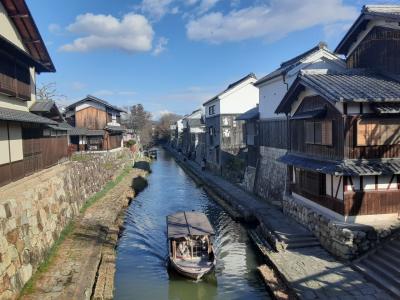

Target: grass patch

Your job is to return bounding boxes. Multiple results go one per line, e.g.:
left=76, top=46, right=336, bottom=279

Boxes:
left=18, top=166, right=132, bottom=298
left=71, top=153, right=91, bottom=162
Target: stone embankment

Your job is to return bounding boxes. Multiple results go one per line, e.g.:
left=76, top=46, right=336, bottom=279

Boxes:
left=21, top=164, right=149, bottom=300
left=0, top=150, right=134, bottom=300
left=166, top=147, right=391, bottom=299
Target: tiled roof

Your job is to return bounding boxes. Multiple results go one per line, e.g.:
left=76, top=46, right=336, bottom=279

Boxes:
left=105, top=125, right=125, bottom=132
left=203, top=73, right=257, bottom=106
left=47, top=122, right=73, bottom=131
left=275, top=70, right=400, bottom=114
left=236, top=106, right=259, bottom=121
left=65, top=95, right=126, bottom=113
left=30, top=100, right=55, bottom=112
left=68, top=127, right=105, bottom=136
left=371, top=102, right=400, bottom=114
left=255, top=42, right=334, bottom=86
left=279, top=153, right=400, bottom=176
left=300, top=72, right=400, bottom=102
left=0, top=107, right=57, bottom=124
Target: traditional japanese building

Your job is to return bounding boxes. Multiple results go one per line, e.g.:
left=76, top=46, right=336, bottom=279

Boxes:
left=181, top=108, right=205, bottom=162
left=0, top=0, right=69, bottom=187
left=64, top=95, right=125, bottom=151
left=203, top=73, right=259, bottom=171
left=276, top=5, right=400, bottom=223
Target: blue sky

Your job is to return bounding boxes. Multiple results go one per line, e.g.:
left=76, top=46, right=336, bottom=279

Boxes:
left=27, top=0, right=395, bottom=119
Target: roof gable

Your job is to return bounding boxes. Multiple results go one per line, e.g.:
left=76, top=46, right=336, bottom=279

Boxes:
left=65, top=95, right=126, bottom=113
left=335, top=5, right=400, bottom=56
left=255, top=42, right=343, bottom=87
left=0, top=0, right=55, bottom=72
left=203, top=73, right=257, bottom=106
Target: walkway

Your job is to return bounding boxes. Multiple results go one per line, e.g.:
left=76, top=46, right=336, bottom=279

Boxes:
left=171, top=150, right=392, bottom=299
left=22, top=167, right=147, bottom=300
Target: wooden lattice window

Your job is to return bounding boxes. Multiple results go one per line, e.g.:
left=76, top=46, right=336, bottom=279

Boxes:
left=305, top=120, right=332, bottom=145
left=357, top=119, right=400, bottom=146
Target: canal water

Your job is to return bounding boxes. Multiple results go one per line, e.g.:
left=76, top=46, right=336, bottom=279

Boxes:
left=114, top=149, right=269, bottom=300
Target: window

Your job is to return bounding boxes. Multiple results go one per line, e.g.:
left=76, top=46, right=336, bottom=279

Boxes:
left=0, top=55, right=31, bottom=101
left=357, top=119, right=400, bottom=146
left=297, top=169, right=325, bottom=196
left=208, top=127, right=214, bottom=136
left=305, top=120, right=332, bottom=145
left=208, top=105, right=215, bottom=115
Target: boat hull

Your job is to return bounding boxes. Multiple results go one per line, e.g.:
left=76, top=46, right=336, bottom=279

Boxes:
left=169, top=258, right=215, bottom=280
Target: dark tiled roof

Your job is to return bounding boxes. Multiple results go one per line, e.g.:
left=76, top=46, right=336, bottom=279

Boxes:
left=300, top=72, right=400, bottom=102
left=65, top=95, right=126, bottom=113
left=276, top=70, right=400, bottom=114
left=0, top=107, right=57, bottom=124
left=203, top=73, right=257, bottom=106
left=335, top=5, right=400, bottom=55
left=105, top=125, right=125, bottom=132
left=371, top=102, right=400, bottom=114
left=30, top=100, right=55, bottom=112
left=255, top=42, right=333, bottom=86
left=68, top=127, right=105, bottom=136
left=279, top=153, right=400, bottom=176
left=188, top=119, right=203, bottom=127
left=48, top=122, right=73, bottom=131
left=236, top=106, right=259, bottom=121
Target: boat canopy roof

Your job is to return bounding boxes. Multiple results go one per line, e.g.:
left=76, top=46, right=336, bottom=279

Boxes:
left=167, top=211, right=215, bottom=239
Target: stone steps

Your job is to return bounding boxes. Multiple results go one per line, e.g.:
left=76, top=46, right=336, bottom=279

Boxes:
left=353, top=236, right=400, bottom=298
left=248, top=228, right=274, bottom=256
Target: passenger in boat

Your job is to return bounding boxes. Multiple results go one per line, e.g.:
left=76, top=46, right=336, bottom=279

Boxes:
left=178, top=241, right=189, bottom=257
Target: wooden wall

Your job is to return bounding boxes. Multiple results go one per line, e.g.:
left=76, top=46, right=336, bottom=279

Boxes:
left=75, top=107, right=107, bottom=130
left=0, top=135, right=68, bottom=188
left=344, top=190, right=400, bottom=216
left=259, top=119, right=287, bottom=149
left=290, top=96, right=344, bottom=160
left=347, top=26, right=400, bottom=74
left=344, top=116, right=400, bottom=159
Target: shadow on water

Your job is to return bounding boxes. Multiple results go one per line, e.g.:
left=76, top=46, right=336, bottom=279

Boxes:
left=114, top=149, right=269, bottom=300
left=133, top=160, right=151, bottom=172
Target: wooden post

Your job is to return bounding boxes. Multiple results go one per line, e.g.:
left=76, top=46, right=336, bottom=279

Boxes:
left=172, top=240, right=176, bottom=260
left=190, top=241, right=193, bottom=259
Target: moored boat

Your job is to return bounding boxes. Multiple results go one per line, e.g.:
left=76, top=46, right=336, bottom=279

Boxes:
left=167, top=211, right=216, bottom=280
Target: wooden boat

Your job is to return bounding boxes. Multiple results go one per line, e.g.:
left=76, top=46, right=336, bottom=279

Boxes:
left=149, top=149, right=157, bottom=159
left=167, top=211, right=216, bottom=280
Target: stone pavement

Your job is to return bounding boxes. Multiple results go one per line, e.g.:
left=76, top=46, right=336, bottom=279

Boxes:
left=21, top=167, right=147, bottom=300
left=170, top=150, right=392, bottom=299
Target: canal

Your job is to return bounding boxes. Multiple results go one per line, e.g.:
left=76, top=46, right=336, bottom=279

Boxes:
left=114, top=149, right=269, bottom=300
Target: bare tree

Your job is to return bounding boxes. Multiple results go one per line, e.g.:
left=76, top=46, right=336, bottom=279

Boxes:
left=154, top=113, right=181, bottom=143
left=36, top=82, right=66, bottom=102
left=122, top=104, right=154, bottom=148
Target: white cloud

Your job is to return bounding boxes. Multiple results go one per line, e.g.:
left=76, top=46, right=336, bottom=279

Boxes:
left=153, top=109, right=174, bottom=119
left=186, top=0, right=358, bottom=43
left=197, top=0, right=220, bottom=14
left=60, top=13, right=154, bottom=53
left=48, top=23, right=62, bottom=34
left=139, top=0, right=174, bottom=20
left=152, top=37, right=169, bottom=55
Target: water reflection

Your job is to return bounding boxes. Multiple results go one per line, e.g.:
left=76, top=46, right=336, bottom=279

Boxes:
left=114, top=149, right=269, bottom=300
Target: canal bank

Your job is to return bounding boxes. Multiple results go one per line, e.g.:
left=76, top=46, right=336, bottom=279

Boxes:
left=166, top=146, right=392, bottom=299
left=20, top=161, right=150, bottom=300
left=114, top=149, right=269, bottom=300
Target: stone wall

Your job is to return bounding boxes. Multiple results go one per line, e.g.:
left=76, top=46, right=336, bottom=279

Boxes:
left=0, top=150, right=130, bottom=299
left=253, top=146, right=287, bottom=203
left=283, top=196, right=397, bottom=260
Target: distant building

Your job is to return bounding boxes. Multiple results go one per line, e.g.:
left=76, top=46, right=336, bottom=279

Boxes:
left=203, top=73, right=259, bottom=171
left=64, top=95, right=125, bottom=151
left=182, top=108, right=205, bottom=162
left=0, top=0, right=68, bottom=188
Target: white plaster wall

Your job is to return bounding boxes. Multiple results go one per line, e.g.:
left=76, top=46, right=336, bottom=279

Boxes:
left=259, top=51, right=346, bottom=119
left=0, top=122, right=10, bottom=164
left=219, top=81, right=259, bottom=115
left=8, top=123, right=23, bottom=162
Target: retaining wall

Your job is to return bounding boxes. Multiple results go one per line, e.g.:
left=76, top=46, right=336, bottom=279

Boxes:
left=0, top=151, right=129, bottom=299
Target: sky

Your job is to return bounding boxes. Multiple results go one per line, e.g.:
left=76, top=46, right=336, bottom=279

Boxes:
left=27, top=0, right=398, bottom=119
